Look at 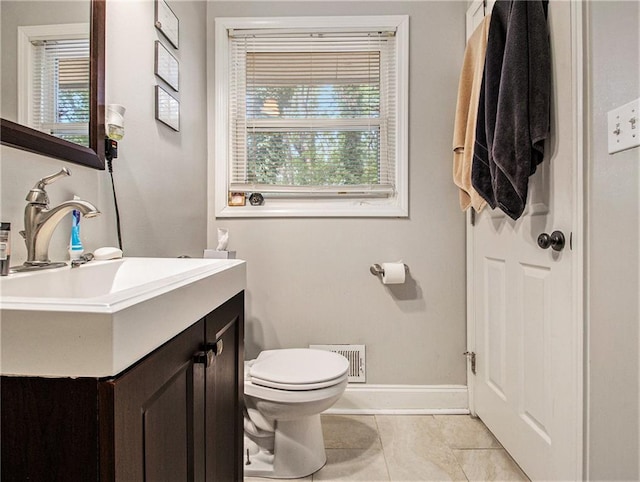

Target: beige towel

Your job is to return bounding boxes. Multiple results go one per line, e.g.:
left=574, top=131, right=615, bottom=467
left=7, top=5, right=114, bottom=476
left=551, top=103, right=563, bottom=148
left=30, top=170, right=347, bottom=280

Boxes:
left=452, top=15, right=491, bottom=212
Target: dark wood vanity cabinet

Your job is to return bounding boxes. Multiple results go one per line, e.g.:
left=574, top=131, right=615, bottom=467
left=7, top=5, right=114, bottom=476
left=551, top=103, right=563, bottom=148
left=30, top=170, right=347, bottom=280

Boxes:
left=1, top=292, right=244, bottom=482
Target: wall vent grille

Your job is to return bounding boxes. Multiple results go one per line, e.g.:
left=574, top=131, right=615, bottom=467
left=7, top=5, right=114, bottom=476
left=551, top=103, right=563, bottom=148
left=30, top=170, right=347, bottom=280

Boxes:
left=309, top=344, right=366, bottom=383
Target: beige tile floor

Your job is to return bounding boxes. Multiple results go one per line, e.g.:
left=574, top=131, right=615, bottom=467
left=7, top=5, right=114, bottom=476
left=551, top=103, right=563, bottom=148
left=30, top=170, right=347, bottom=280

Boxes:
left=245, top=414, right=529, bottom=482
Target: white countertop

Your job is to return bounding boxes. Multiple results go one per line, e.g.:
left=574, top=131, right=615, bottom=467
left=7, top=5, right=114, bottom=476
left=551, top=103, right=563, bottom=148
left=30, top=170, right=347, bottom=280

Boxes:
left=0, top=257, right=246, bottom=378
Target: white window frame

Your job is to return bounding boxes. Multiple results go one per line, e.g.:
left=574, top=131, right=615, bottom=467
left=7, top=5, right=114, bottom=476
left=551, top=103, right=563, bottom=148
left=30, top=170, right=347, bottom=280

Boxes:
left=17, top=23, right=90, bottom=137
left=212, top=16, right=409, bottom=218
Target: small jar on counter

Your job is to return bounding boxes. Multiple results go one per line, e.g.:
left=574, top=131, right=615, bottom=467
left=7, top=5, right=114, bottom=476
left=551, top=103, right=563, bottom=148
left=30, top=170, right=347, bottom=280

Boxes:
left=0, top=222, right=11, bottom=276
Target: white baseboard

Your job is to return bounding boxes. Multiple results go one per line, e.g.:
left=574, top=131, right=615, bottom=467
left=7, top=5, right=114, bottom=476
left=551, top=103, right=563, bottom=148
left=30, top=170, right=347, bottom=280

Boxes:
left=325, top=384, right=469, bottom=415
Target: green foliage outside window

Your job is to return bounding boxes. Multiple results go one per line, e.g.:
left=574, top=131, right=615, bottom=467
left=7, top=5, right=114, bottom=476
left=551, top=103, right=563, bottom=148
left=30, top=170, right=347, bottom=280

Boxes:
left=245, top=83, right=381, bottom=187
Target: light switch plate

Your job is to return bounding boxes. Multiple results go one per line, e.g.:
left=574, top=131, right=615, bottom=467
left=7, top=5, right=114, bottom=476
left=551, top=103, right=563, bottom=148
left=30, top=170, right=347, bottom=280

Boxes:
left=607, top=98, right=640, bottom=154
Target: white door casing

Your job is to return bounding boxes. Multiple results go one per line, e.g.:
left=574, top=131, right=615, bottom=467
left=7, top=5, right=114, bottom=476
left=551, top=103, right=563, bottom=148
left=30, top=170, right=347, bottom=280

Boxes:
left=465, top=0, right=485, bottom=419
left=466, top=1, right=584, bottom=480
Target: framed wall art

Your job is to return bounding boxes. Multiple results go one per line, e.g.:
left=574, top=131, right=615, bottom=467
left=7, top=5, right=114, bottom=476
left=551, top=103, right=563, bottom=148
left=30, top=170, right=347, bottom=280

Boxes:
left=155, top=0, right=179, bottom=49
left=155, top=85, right=180, bottom=131
left=155, top=41, right=179, bottom=91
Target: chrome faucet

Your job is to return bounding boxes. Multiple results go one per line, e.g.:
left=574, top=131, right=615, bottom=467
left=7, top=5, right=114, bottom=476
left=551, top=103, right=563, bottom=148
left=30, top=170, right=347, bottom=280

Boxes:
left=16, top=167, right=100, bottom=270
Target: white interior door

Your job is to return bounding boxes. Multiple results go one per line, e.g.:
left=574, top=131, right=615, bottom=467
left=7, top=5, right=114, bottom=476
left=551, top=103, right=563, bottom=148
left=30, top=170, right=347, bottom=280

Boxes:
left=468, top=2, right=582, bottom=480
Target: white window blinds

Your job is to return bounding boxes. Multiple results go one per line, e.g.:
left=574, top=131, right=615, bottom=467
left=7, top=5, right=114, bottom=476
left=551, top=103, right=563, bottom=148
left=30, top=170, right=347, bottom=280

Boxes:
left=228, top=29, right=397, bottom=196
left=31, top=38, right=90, bottom=146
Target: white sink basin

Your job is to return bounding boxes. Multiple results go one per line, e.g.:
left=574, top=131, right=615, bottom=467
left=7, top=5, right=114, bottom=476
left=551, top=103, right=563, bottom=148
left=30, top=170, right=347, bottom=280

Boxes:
left=1, top=257, right=246, bottom=378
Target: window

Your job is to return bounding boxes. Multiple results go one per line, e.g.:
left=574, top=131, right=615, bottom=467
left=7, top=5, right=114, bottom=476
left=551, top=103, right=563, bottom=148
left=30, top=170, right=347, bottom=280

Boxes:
left=213, top=16, right=409, bottom=217
left=18, top=24, right=90, bottom=146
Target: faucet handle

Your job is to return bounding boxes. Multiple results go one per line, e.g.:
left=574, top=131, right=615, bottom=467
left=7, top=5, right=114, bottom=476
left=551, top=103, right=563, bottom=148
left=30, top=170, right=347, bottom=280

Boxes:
left=38, top=167, right=71, bottom=188
left=26, top=168, right=71, bottom=204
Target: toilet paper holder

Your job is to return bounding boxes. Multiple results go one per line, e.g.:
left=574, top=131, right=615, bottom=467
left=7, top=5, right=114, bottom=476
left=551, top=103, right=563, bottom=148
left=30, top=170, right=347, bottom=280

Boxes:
left=369, top=263, right=408, bottom=277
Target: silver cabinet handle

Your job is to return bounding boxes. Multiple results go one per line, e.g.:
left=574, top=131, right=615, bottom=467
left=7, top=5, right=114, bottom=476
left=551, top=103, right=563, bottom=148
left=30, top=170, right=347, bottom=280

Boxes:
left=205, top=339, right=224, bottom=356
left=193, top=349, right=214, bottom=367
left=195, top=339, right=224, bottom=368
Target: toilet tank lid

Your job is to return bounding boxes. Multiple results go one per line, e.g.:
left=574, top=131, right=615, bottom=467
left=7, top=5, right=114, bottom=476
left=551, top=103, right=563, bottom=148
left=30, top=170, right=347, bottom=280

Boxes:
left=249, top=348, right=349, bottom=385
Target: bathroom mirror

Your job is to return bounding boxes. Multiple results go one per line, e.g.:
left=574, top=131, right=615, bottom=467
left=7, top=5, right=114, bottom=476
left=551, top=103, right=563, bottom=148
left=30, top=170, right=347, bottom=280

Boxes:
left=0, top=0, right=105, bottom=170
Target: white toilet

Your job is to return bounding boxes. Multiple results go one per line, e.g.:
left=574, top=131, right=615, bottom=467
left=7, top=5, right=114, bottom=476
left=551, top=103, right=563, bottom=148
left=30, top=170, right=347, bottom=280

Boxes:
left=243, top=348, right=349, bottom=479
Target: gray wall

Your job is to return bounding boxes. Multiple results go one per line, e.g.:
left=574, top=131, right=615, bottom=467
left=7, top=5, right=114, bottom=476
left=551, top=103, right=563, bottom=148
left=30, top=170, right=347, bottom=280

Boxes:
left=586, top=1, right=640, bottom=480
left=0, top=147, right=114, bottom=264
left=207, top=1, right=468, bottom=385
left=106, top=0, right=208, bottom=258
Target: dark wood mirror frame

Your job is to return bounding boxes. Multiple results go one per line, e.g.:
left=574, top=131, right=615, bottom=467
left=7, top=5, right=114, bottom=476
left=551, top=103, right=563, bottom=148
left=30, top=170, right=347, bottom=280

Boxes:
left=0, top=0, right=106, bottom=170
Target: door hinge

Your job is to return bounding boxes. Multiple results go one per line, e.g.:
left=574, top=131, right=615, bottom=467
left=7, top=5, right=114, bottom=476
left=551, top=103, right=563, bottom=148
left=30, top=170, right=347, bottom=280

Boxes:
left=469, top=208, right=476, bottom=226
left=464, top=351, right=476, bottom=375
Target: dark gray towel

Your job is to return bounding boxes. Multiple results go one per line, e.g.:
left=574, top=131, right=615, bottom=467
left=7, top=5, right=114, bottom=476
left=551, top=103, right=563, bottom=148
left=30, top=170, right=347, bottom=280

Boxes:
left=472, top=0, right=550, bottom=220
left=470, top=71, right=495, bottom=209
left=472, top=2, right=510, bottom=210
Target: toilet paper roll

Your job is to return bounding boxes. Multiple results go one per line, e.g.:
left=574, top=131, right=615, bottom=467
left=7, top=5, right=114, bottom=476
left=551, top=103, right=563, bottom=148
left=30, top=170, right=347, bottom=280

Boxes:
left=381, top=262, right=405, bottom=284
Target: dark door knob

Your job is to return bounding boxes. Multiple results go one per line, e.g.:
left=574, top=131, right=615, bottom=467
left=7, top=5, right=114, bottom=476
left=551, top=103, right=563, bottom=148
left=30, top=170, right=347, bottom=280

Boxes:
left=537, top=231, right=566, bottom=251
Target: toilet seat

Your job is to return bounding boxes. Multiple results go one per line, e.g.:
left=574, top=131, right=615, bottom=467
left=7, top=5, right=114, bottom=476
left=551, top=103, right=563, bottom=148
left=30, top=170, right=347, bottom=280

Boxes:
left=248, top=348, right=349, bottom=391
left=250, top=373, right=347, bottom=391
left=245, top=376, right=348, bottom=404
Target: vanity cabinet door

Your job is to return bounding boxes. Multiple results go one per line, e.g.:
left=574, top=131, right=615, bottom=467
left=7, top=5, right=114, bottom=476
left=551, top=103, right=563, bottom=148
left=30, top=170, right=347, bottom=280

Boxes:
left=205, top=292, right=244, bottom=482
left=1, top=377, right=100, bottom=482
left=100, top=320, right=206, bottom=482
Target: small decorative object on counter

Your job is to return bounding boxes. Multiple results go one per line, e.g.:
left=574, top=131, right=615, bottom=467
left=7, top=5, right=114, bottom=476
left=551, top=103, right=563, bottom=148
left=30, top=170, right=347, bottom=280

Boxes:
left=249, top=193, right=264, bottom=206
left=228, top=192, right=245, bottom=206
left=0, top=222, right=11, bottom=276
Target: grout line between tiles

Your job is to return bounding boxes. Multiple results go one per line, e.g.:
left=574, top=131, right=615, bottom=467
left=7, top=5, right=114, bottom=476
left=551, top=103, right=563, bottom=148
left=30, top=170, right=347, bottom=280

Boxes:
left=373, top=414, right=392, bottom=481
left=454, top=447, right=505, bottom=451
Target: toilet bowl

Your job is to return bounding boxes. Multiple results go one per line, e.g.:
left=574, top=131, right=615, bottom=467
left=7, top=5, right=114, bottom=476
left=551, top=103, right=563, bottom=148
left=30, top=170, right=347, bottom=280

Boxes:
left=243, top=348, right=349, bottom=479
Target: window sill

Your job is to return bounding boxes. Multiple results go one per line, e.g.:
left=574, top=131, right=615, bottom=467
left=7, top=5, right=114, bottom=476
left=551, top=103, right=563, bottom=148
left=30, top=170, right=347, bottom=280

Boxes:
left=215, top=196, right=408, bottom=218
